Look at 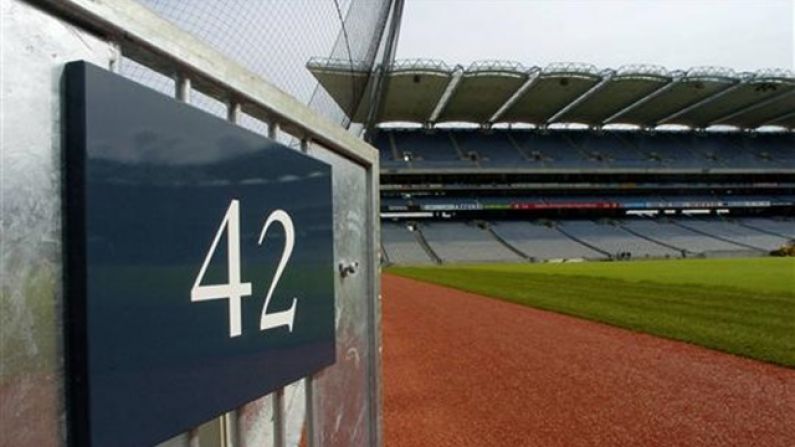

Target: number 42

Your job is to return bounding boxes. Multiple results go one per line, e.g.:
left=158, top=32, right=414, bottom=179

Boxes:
left=190, top=199, right=298, bottom=338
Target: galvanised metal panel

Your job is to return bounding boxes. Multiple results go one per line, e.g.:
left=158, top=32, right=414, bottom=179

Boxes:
left=305, top=144, right=378, bottom=447
left=0, top=2, right=114, bottom=446
left=3, top=2, right=383, bottom=446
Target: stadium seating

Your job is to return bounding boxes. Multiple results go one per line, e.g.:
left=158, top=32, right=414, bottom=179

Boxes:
left=742, top=133, right=795, bottom=164
left=373, top=132, right=407, bottom=169
left=673, top=218, right=790, bottom=251
left=376, top=130, right=793, bottom=170
left=420, top=222, right=523, bottom=263
left=381, top=222, right=435, bottom=264
left=735, top=217, right=795, bottom=239
left=671, top=133, right=775, bottom=168
left=558, top=220, right=680, bottom=258
left=390, top=131, right=474, bottom=168
left=565, top=132, right=650, bottom=167
left=490, top=221, right=606, bottom=260
left=512, top=131, right=587, bottom=167
left=632, top=133, right=707, bottom=167
left=619, top=219, right=751, bottom=254
left=381, top=217, right=795, bottom=264
left=376, top=129, right=791, bottom=263
left=453, top=130, right=526, bottom=166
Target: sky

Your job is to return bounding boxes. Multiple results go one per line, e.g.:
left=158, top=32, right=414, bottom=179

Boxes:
left=396, top=0, right=795, bottom=72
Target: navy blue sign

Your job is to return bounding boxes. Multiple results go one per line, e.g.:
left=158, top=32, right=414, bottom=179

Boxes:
left=64, top=61, right=335, bottom=447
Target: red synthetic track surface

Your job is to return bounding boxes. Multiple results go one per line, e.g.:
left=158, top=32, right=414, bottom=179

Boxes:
left=382, top=274, right=795, bottom=447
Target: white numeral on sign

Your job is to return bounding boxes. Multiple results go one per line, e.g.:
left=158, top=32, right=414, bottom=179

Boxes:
left=258, top=210, right=298, bottom=332
left=190, top=200, right=253, bottom=337
left=191, top=201, right=299, bottom=338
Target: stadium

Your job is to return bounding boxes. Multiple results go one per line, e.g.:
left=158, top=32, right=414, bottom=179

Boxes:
left=309, top=58, right=795, bottom=264
left=2, top=1, right=794, bottom=447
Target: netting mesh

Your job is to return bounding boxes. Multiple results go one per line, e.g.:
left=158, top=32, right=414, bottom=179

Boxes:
left=123, top=0, right=392, bottom=131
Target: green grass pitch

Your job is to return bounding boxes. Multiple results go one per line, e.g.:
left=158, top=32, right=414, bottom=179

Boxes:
left=387, top=258, right=795, bottom=367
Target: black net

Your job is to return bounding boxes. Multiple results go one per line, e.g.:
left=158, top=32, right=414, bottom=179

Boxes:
left=124, top=0, right=393, bottom=130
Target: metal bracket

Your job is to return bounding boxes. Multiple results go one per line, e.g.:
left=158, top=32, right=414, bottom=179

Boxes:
left=338, top=260, right=360, bottom=278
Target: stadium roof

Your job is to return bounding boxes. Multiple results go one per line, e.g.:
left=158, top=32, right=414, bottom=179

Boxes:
left=307, top=59, right=795, bottom=131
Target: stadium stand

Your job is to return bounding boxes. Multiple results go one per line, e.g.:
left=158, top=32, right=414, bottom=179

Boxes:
left=380, top=217, right=794, bottom=264
left=619, top=219, right=754, bottom=254
left=565, top=132, right=649, bottom=167
left=668, top=133, right=766, bottom=168
left=742, top=133, right=795, bottom=164
left=494, top=131, right=587, bottom=167
left=490, top=221, right=606, bottom=261
left=735, top=217, right=795, bottom=239
left=310, top=59, right=794, bottom=264
left=373, top=132, right=406, bottom=169
left=391, top=130, right=473, bottom=168
left=381, top=222, right=436, bottom=264
left=632, top=132, right=704, bottom=167
left=420, top=222, right=523, bottom=263
left=454, top=130, right=526, bottom=166
left=673, top=218, right=790, bottom=251
left=376, top=129, right=794, bottom=171
left=558, top=220, right=680, bottom=258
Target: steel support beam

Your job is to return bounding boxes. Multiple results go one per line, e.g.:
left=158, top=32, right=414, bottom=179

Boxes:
left=428, top=66, right=463, bottom=124
left=760, top=109, right=795, bottom=127
left=708, top=88, right=795, bottom=126
left=546, top=71, right=614, bottom=124
left=655, top=80, right=743, bottom=126
left=488, top=68, right=541, bottom=124
left=601, top=76, right=680, bottom=125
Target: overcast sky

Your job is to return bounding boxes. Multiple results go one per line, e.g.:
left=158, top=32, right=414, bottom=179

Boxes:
left=396, top=0, right=794, bottom=72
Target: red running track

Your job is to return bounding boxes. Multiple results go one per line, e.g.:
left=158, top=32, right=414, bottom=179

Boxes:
left=382, top=274, right=795, bottom=447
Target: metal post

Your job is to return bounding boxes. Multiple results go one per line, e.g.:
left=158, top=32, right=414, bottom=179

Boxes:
left=109, top=40, right=122, bottom=73
left=175, top=72, right=191, bottom=103
left=299, top=138, right=313, bottom=446
left=187, top=428, right=201, bottom=447
left=268, top=120, right=280, bottom=140
left=221, top=412, right=238, bottom=447
left=177, top=70, right=201, bottom=447
left=272, top=388, right=285, bottom=447
left=223, top=98, right=242, bottom=447
left=304, top=376, right=316, bottom=447
left=266, top=117, right=286, bottom=447
left=366, top=161, right=384, bottom=447
left=227, top=100, right=241, bottom=123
